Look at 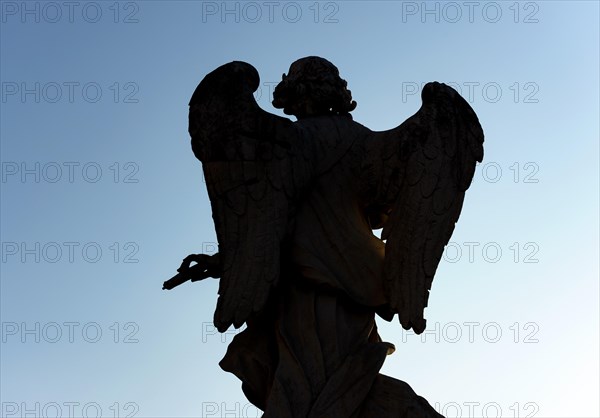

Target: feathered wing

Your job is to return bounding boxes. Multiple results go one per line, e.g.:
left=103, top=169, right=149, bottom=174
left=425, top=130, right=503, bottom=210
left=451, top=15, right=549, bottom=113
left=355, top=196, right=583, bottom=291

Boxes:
left=364, top=82, right=484, bottom=334
left=189, top=62, right=314, bottom=332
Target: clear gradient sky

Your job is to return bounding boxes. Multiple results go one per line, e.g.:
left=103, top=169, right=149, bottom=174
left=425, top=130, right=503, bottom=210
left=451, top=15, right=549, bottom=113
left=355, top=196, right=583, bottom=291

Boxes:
left=1, top=1, right=599, bottom=417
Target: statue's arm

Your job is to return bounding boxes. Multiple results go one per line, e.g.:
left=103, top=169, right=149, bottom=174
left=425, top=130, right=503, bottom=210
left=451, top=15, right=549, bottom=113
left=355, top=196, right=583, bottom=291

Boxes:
left=162, top=253, right=220, bottom=290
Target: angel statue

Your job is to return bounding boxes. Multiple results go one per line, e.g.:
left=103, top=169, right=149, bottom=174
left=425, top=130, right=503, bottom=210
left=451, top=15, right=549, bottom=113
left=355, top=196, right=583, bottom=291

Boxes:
left=163, top=57, right=484, bottom=417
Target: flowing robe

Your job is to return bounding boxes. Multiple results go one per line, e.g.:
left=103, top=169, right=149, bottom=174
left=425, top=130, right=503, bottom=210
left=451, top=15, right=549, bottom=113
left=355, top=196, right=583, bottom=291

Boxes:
left=219, top=115, right=443, bottom=418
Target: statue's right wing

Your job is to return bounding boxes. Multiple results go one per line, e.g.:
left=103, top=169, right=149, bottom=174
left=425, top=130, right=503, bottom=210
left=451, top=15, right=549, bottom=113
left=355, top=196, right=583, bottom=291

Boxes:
left=189, top=62, right=314, bottom=332
left=364, top=82, right=484, bottom=334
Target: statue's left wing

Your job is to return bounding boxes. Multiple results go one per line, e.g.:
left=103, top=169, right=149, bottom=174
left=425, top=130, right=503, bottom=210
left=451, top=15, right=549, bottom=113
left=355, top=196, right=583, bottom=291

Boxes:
left=364, top=82, right=484, bottom=334
left=189, top=62, right=314, bottom=332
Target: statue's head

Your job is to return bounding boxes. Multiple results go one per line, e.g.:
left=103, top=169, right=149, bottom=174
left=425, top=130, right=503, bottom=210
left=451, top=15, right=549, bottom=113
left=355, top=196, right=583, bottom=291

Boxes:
left=272, top=56, right=357, bottom=119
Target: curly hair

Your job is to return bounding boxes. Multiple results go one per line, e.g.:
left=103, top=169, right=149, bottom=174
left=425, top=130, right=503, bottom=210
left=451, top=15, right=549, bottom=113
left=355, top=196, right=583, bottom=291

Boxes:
left=272, top=56, right=357, bottom=119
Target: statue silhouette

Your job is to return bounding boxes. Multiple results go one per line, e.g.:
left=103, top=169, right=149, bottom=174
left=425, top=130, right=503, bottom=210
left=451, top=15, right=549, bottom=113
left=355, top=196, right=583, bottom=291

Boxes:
left=164, top=57, right=484, bottom=417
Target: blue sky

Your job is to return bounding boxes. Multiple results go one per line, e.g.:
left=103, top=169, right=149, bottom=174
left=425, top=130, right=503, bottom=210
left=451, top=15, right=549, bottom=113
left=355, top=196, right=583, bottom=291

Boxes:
left=1, top=1, right=599, bottom=417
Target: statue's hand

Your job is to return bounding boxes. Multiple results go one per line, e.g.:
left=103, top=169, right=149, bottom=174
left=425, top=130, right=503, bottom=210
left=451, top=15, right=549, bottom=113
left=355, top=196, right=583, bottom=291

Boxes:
left=178, top=253, right=220, bottom=282
left=163, top=253, right=221, bottom=290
